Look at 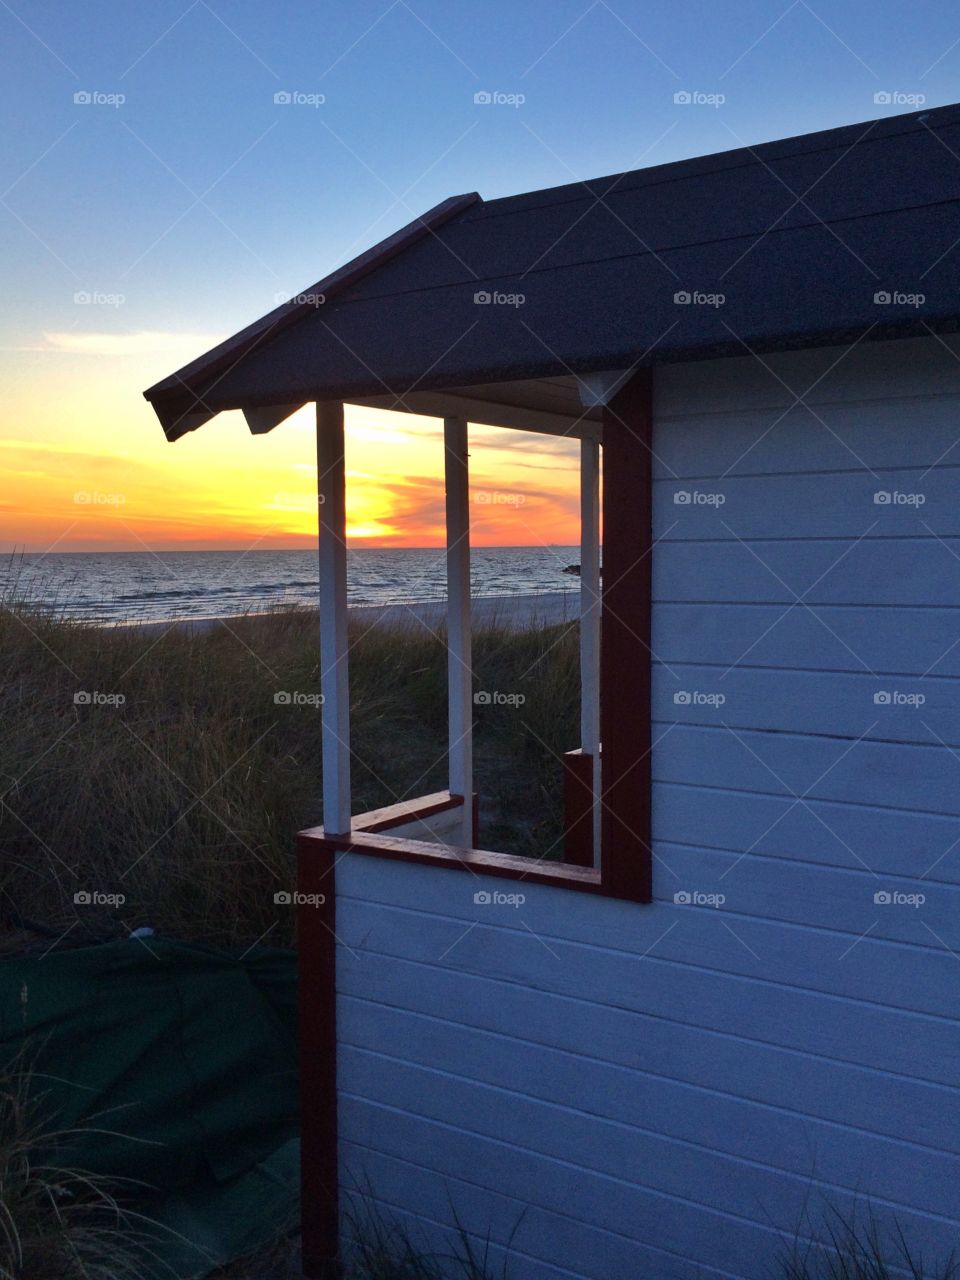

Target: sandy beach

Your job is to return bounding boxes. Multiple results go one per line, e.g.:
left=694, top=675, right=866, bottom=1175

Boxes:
left=117, top=590, right=580, bottom=635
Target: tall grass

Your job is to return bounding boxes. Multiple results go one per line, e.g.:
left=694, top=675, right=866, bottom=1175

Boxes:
left=0, top=602, right=578, bottom=949
left=781, top=1204, right=958, bottom=1280
left=0, top=1064, right=163, bottom=1280
left=341, top=1189, right=506, bottom=1280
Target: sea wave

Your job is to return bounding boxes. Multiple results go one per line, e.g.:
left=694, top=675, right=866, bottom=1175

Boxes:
left=5, top=547, right=580, bottom=623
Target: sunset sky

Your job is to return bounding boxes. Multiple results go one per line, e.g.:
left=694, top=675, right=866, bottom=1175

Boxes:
left=2, top=0, right=956, bottom=552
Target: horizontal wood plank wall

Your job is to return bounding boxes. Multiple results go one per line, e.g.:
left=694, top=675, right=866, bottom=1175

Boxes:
left=332, top=336, right=960, bottom=1279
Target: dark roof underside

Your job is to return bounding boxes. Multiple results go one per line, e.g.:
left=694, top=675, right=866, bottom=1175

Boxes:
left=146, top=103, right=960, bottom=438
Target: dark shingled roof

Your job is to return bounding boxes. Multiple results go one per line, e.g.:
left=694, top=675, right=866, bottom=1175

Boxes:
left=146, top=102, right=960, bottom=439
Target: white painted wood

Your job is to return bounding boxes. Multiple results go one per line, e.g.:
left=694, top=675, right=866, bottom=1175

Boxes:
left=580, top=438, right=601, bottom=865
left=337, top=1049, right=952, bottom=1248
left=335, top=943, right=959, bottom=1159
left=576, top=368, right=633, bottom=407
left=350, top=391, right=602, bottom=441
left=653, top=395, right=960, bottom=478
left=373, top=804, right=468, bottom=843
left=655, top=333, right=960, bottom=417
left=323, top=339, right=960, bottom=1280
left=444, top=416, right=473, bottom=848
left=317, top=400, right=351, bottom=835
left=654, top=465, right=960, bottom=537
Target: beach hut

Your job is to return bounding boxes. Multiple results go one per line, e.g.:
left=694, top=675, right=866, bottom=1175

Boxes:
left=144, top=103, right=960, bottom=1280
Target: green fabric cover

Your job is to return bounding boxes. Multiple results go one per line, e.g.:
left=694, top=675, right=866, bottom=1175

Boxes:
left=0, top=937, right=299, bottom=1276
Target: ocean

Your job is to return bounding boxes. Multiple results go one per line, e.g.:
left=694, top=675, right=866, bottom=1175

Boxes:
left=3, top=547, right=580, bottom=624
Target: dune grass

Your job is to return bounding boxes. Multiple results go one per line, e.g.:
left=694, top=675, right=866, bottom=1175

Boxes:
left=780, top=1203, right=958, bottom=1280
left=0, top=1062, right=163, bottom=1280
left=0, top=602, right=578, bottom=949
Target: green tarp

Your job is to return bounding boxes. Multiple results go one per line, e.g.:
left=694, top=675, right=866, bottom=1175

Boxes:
left=0, top=936, right=300, bottom=1276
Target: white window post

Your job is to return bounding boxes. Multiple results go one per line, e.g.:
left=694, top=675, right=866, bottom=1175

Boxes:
left=444, top=415, right=473, bottom=848
left=317, top=400, right=351, bottom=836
left=580, top=436, right=601, bottom=864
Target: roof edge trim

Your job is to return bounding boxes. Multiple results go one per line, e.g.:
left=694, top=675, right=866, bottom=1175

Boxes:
left=144, top=190, right=481, bottom=441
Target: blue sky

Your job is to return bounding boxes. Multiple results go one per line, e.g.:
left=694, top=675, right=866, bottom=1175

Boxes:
left=3, top=0, right=957, bottom=342
left=2, top=0, right=958, bottom=550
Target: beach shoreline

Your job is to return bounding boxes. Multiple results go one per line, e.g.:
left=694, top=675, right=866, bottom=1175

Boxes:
left=107, top=590, right=580, bottom=634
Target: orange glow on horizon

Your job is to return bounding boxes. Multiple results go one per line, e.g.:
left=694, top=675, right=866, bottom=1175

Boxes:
left=0, top=351, right=581, bottom=554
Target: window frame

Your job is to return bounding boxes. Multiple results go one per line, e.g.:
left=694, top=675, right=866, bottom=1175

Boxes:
left=301, top=370, right=653, bottom=905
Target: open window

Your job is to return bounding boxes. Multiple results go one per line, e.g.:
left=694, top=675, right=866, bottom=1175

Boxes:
left=300, top=369, right=653, bottom=904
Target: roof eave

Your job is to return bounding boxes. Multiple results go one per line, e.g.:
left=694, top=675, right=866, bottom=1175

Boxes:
left=152, top=312, right=960, bottom=438
left=144, top=191, right=481, bottom=441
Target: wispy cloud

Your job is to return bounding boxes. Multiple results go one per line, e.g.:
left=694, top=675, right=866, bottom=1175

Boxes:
left=26, top=331, right=223, bottom=356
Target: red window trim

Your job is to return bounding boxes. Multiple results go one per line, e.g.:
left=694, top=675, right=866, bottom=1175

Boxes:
left=599, top=368, right=654, bottom=903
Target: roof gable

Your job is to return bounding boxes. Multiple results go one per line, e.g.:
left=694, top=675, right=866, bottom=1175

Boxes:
left=145, top=103, right=960, bottom=440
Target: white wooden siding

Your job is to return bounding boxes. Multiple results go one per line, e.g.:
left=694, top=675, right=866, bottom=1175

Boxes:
left=333, top=335, right=960, bottom=1278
